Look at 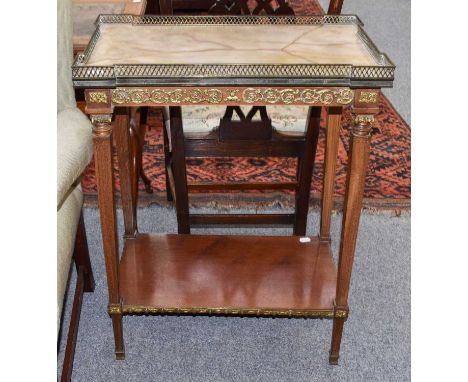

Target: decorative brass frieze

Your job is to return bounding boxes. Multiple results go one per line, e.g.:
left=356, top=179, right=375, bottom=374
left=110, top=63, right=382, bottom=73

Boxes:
left=243, top=88, right=354, bottom=105
left=112, top=88, right=224, bottom=105
left=111, top=88, right=354, bottom=106
left=88, top=91, right=108, bottom=103
left=225, top=89, right=240, bottom=102
left=120, top=306, right=335, bottom=318
left=352, top=115, right=374, bottom=138
left=358, top=91, right=378, bottom=103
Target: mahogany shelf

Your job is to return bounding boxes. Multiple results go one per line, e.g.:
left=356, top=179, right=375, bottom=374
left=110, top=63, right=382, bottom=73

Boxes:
left=119, top=234, right=337, bottom=318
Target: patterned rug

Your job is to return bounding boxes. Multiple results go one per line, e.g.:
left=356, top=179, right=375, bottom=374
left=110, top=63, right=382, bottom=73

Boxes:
left=81, top=0, right=411, bottom=213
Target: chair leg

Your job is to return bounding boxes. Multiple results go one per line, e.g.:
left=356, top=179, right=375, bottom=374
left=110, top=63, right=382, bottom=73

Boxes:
left=294, top=106, right=321, bottom=236
left=170, top=106, right=190, bottom=233
left=73, top=210, right=95, bottom=293
left=134, top=107, right=153, bottom=194
left=162, top=114, right=173, bottom=202
left=60, top=268, right=85, bottom=382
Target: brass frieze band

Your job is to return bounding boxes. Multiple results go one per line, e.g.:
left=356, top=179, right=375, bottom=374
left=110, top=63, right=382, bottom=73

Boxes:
left=358, top=91, right=378, bottom=103
left=112, top=88, right=223, bottom=105
left=91, top=114, right=113, bottom=138
left=111, top=87, right=354, bottom=106
left=88, top=91, right=108, bottom=103
left=120, top=306, right=335, bottom=318
left=242, top=88, right=354, bottom=105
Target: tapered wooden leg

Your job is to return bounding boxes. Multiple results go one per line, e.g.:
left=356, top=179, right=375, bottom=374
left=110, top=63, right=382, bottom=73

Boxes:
left=91, top=113, right=125, bottom=360
left=111, top=314, right=125, bottom=360
left=114, top=109, right=138, bottom=237
left=329, top=316, right=345, bottom=365
left=169, top=106, right=190, bottom=233
left=293, top=106, right=321, bottom=236
left=329, top=107, right=376, bottom=365
left=320, top=107, right=342, bottom=242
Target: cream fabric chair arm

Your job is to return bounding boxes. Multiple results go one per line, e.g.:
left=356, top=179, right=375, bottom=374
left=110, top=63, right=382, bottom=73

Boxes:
left=57, top=107, right=93, bottom=207
left=57, top=184, right=83, bottom=334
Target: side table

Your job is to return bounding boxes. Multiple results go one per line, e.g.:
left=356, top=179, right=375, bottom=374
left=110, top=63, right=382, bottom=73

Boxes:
left=72, top=14, right=395, bottom=364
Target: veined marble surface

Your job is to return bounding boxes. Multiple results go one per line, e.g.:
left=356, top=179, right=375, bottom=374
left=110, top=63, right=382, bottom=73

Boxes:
left=86, top=23, right=378, bottom=66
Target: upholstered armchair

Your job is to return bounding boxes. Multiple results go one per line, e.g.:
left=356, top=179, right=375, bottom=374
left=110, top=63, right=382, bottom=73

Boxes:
left=57, top=0, right=95, bottom=380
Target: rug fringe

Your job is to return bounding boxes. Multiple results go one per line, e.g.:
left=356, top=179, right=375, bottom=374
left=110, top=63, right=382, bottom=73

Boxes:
left=84, top=193, right=410, bottom=217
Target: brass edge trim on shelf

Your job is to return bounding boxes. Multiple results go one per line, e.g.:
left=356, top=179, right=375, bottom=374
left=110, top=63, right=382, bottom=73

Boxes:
left=111, top=88, right=354, bottom=106
left=118, top=306, right=335, bottom=318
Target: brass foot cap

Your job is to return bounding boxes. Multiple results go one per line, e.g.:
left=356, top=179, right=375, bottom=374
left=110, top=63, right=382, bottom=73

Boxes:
left=329, top=354, right=339, bottom=365
left=115, top=352, right=125, bottom=360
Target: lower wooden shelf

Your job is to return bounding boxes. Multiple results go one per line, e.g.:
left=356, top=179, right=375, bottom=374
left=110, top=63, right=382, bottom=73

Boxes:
left=119, top=234, right=337, bottom=318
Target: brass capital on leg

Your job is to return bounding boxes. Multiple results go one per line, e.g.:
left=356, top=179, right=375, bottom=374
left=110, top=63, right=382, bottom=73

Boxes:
left=352, top=115, right=374, bottom=138
left=91, top=114, right=113, bottom=136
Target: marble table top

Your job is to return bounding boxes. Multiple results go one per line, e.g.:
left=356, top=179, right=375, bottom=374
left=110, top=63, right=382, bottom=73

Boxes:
left=87, top=23, right=376, bottom=66
left=73, top=16, right=394, bottom=87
